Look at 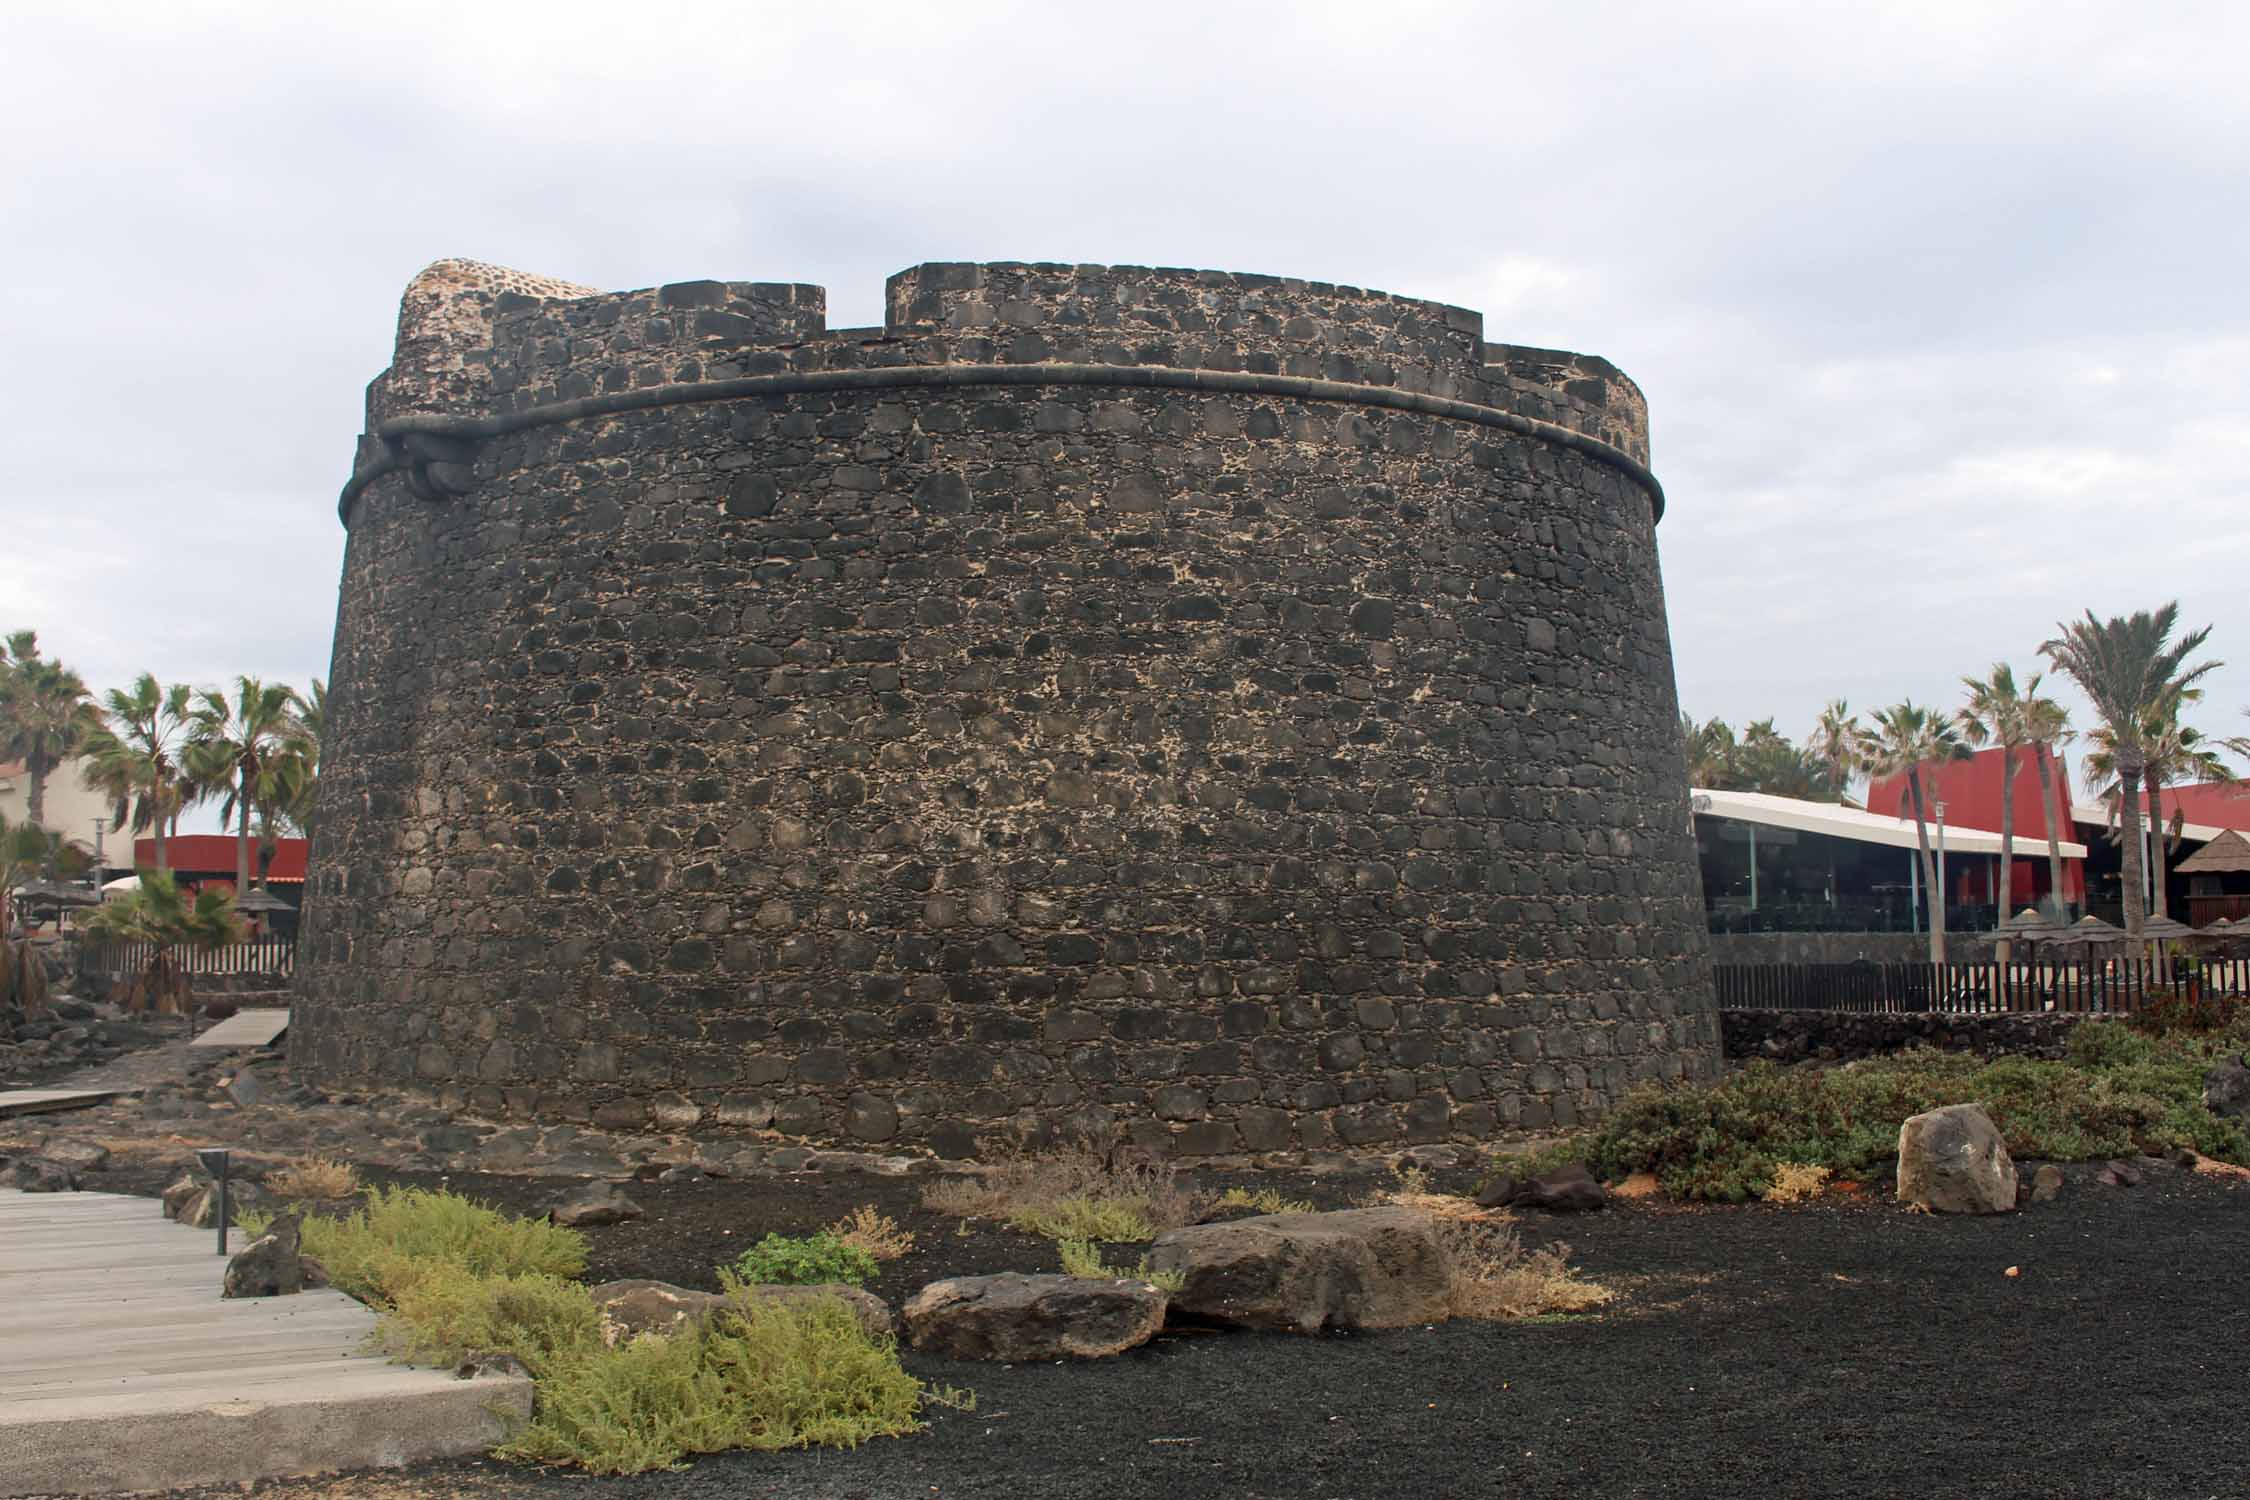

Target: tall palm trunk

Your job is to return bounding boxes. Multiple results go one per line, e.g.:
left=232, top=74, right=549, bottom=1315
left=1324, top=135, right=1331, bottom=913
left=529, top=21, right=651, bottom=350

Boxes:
left=235, top=774, right=252, bottom=894
left=26, top=765, right=47, bottom=830
left=1906, top=770, right=1946, bottom=965
left=2035, top=748, right=2069, bottom=919
left=1996, top=746, right=2018, bottom=970
left=2116, top=750, right=2147, bottom=942
left=2145, top=765, right=2170, bottom=979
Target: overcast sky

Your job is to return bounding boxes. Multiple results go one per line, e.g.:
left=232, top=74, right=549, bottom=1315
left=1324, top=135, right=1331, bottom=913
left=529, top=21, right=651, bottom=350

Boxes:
left=5, top=2, right=2246, bottom=831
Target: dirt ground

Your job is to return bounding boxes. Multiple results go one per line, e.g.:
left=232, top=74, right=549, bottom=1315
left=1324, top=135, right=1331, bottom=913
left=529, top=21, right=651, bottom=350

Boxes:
left=76, top=1154, right=2250, bottom=1500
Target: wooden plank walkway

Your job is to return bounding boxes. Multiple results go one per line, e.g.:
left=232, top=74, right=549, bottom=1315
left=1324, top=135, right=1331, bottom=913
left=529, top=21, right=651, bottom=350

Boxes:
left=0, top=1187, right=530, bottom=1496
left=0, top=1089, right=125, bottom=1119
left=189, top=1007, right=292, bottom=1049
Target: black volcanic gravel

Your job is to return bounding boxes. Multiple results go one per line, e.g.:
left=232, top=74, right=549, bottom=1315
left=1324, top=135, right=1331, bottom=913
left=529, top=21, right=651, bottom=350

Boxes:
left=120, top=1161, right=2250, bottom=1500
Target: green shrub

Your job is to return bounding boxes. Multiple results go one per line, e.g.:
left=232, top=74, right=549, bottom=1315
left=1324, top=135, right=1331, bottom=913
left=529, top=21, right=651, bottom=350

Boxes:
left=374, top=1267, right=604, bottom=1374
left=728, top=1231, right=879, bottom=1288
left=498, top=1296, right=945, bottom=1475
left=1504, top=1036, right=2250, bottom=1203
left=1005, top=1192, right=1157, bottom=1242
left=239, top=1185, right=587, bottom=1304
left=1055, top=1237, right=1186, bottom=1293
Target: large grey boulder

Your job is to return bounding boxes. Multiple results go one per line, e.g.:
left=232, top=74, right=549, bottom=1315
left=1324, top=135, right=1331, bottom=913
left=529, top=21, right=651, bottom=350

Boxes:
left=223, top=1213, right=307, bottom=1298
left=1147, top=1205, right=1452, bottom=1333
left=2205, top=1054, right=2250, bottom=1122
left=5, top=1157, right=81, bottom=1192
left=39, top=1139, right=110, bottom=1172
left=549, top=1181, right=643, bottom=1227
left=588, top=1277, right=895, bottom=1344
left=902, top=1273, right=1166, bottom=1361
left=1897, top=1103, right=2017, bottom=1214
left=1476, top=1162, right=1607, bottom=1212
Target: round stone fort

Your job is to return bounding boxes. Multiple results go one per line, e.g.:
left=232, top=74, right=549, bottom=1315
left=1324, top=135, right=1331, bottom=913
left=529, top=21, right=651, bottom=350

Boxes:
left=290, top=257, right=1719, bottom=1156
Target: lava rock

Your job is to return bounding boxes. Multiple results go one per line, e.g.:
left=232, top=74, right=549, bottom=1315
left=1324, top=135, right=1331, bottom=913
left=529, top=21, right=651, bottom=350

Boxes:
left=162, top=1173, right=268, bottom=1228
left=1897, top=1103, right=2017, bottom=1214
left=38, top=1139, right=110, bottom=1172
left=550, top=1181, right=644, bottom=1227
left=2097, top=1160, right=2143, bottom=1188
left=224, top=1213, right=308, bottom=1298
left=589, top=1277, right=894, bottom=1344
left=1476, top=1162, right=1608, bottom=1213
left=2030, top=1164, right=2065, bottom=1204
left=1148, top=1206, right=1452, bottom=1333
left=2204, top=1054, right=2250, bottom=1122
left=902, top=1273, right=1166, bottom=1361
left=6, top=1158, right=81, bottom=1192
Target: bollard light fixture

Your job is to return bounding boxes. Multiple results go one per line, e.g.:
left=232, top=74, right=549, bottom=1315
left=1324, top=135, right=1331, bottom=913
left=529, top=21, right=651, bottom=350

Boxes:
left=196, top=1148, right=232, bottom=1256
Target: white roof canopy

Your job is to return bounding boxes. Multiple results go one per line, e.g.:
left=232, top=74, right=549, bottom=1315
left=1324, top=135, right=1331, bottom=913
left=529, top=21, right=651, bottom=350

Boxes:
left=1693, top=788, right=2088, bottom=860
left=2069, top=801, right=2229, bottom=846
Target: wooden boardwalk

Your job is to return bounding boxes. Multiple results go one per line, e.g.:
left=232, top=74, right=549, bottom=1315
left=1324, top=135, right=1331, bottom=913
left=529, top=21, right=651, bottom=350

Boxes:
left=189, top=1006, right=292, bottom=1049
left=0, top=1187, right=530, bottom=1496
left=0, top=1089, right=125, bottom=1119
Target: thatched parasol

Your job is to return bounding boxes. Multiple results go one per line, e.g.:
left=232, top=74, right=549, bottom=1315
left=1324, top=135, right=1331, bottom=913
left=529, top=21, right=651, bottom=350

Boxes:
left=229, top=885, right=295, bottom=915
left=2138, top=914, right=2196, bottom=940
left=11, top=878, right=101, bottom=910
left=2045, top=914, right=2130, bottom=948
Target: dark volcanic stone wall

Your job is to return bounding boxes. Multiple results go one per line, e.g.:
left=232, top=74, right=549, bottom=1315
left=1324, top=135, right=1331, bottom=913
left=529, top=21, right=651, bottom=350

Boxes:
left=292, top=258, right=1718, bottom=1156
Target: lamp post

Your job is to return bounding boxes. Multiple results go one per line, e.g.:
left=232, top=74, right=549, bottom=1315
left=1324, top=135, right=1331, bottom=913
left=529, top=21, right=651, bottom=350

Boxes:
left=195, top=1147, right=232, bottom=1255
left=90, top=816, right=107, bottom=892
left=1935, top=801, right=1948, bottom=935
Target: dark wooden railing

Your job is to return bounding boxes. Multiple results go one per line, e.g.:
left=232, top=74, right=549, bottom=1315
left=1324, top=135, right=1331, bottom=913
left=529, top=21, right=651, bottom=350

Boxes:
left=1715, top=955, right=2250, bottom=1014
left=77, top=934, right=296, bottom=979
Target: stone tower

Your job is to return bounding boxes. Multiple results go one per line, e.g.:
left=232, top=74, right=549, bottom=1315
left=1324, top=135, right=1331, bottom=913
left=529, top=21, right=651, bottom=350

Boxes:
left=291, top=257, right=1718, bottom=1155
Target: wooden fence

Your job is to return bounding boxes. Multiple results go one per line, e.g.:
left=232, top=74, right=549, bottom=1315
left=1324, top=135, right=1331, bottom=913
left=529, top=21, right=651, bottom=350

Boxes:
left=77, top=934, right=296, bottom=979
left=1714, top=955, right=2250, bottom=1015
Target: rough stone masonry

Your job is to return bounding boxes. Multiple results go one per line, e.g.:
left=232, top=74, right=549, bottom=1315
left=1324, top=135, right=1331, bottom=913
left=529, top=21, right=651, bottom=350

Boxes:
left=290, top=257, right=1719, bottom=1157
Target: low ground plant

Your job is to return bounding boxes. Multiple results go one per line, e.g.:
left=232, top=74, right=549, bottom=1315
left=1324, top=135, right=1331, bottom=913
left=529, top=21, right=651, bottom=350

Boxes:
left=1439, top=1222, right=1612, bottom=1320
left=238, top=1184, right=586, bottom=1304
left=267, top=1157, right=360, bottom=1200
left=1215, top=1185, right=1314, bottom=1215
left=921, top=1135, right=1203, bottom=1243
left=1055, top=1237, right=1186, bottom=1293
left=496, top=1296, right=956, bottom=1475
left=1491, top=1021, right=2250, bottom=1202
left=346, top=1200, right=961, bottom=1474
left=830, top=1205, right=914, bottom=1261
left=728, top=1231, right=879, bottom=1288
left=373, top=1267, right=605, bottom=1372
left=1761, top=1162, right=1832, bottom=1205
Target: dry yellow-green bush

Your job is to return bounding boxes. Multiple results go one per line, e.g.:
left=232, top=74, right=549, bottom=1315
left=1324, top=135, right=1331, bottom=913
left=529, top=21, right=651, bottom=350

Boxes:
left=1762, top=1162, right=1833, bottom=1205
left=920, top=1136, right=1203, bottom=1243
left=829, top=1205, right=915, bottom=1261
left=374, top=1266, right=605, bottom=1374
left=1440, top=1222, right=1613, bottom=1320
left=268, top=1157, right=361, bottom=1200
left=239, top=1185, right=586, bottom=1305
left=498, top=1297, right=947, bottom=1475
left=1215, top=1186, right=1315, bottom=1215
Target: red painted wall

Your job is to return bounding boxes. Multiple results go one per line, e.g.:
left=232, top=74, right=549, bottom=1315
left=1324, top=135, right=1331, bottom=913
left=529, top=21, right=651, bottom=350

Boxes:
left=129, top=834, right=308, bottom=884
left=1866, top=745, right=2084, bottom=903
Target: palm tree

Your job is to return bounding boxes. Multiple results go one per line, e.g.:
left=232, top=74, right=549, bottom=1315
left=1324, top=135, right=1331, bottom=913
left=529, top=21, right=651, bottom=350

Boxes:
left=2041, top=604, right=2219, bottom=944
left=1, top=811, right=92, bottom=1010
left=0, top=631, right=98, bottom=829
left=1681, top=714, right=1740, bottom=789
left=1957, top=665, right=2063, bottom=964
left=1862, top=701, right=1968, bottom=964
left=78, top=674, right=198, bottom=875
left=283, top=678, right=325, bottom=839
left=2084, top=698, right=2233, bottom=942
left=2024, top=697, right=2076, bottom=920
left=186, top=676, right=305, bottom=897
left=84, top=868, right=244, bottom=1013
left=1807, top=700, right=1863, bottom=804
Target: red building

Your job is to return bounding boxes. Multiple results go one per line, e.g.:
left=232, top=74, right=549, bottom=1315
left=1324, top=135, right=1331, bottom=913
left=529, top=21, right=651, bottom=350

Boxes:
left=129, top=834, right=308, bottom=894
left=1864, top=745, right=2085, bottom=909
